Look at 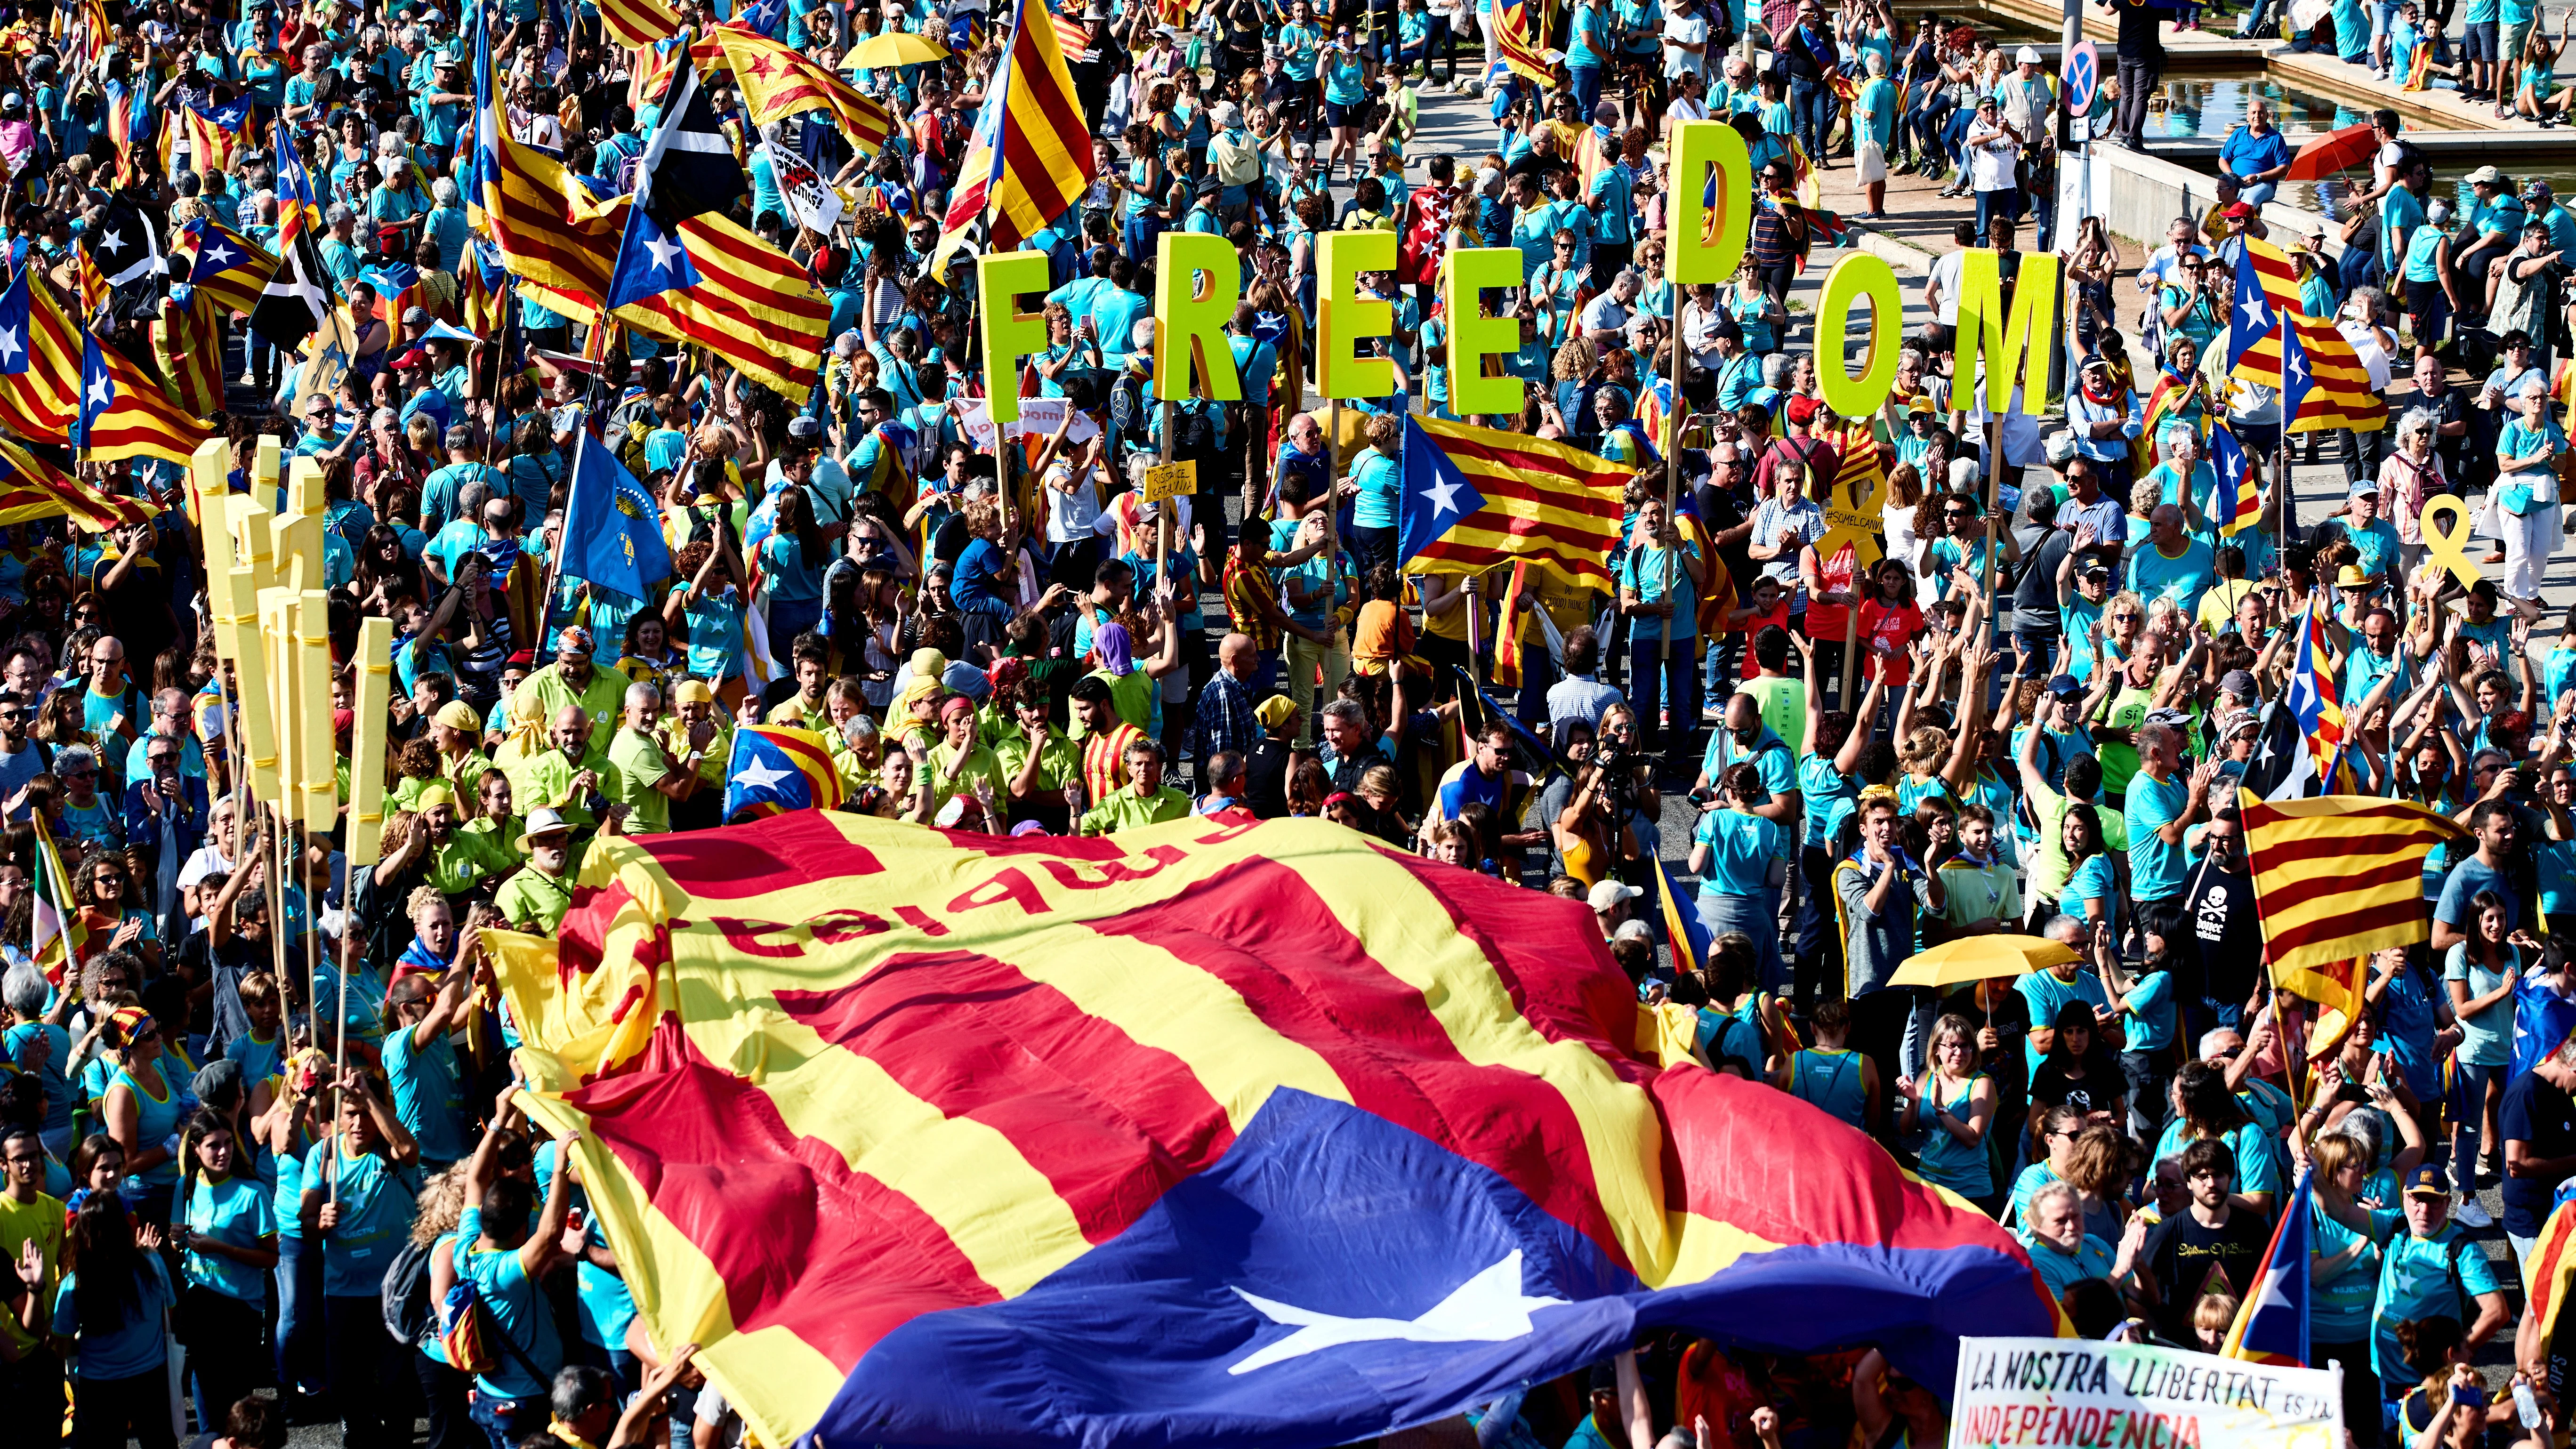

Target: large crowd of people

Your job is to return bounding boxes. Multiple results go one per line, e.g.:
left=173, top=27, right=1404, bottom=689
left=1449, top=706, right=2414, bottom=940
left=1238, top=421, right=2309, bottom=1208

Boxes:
left=0, top=0, right=2574, bottom=1447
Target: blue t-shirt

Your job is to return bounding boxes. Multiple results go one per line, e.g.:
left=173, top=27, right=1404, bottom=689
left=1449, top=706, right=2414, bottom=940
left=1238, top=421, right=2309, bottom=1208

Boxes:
left=2121, top=967, right=2180, bottom=1053
left=383, top=1021, right=471, bottom=1166
left=52, top=1256, right=175, bottom=1379
left=1618, top=541, right=1703, bottom=642
left=304, top=1140, right=421, bottom=1298
left=184, top=1173, right=277, bottom=1303
left=2310, top=1200, right=2404, bottom=1341
left=1349, top=450, right=1402, bottom=529
left=2125, top=770, right=2194, bottom=902
left=2018, top=969, right=2111, bottom=1073
left=1693, top=809, right=1781, bottom=897
left=2444, top=942, right=2518, bottom=1066
left=2373, top=1224, right=2501, bottom=1381
left=452, top=1203, right=564, bottom=1400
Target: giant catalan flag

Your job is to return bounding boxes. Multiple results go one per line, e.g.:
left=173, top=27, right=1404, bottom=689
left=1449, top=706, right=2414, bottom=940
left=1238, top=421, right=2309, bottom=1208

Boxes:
left=487, top=813, right=2059, bottom=1449
left=699, top=24, right=897, bottom=155
left=1400, top=412, right=1631, bottom=591
left=941, top=0, right=1099, bottom=254
left=2241, top=792, right=2470, bottom=975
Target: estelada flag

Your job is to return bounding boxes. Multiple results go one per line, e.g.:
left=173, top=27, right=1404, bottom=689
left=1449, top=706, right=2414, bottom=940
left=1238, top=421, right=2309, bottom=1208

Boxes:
left=722, top=725, right=844, bottom=819
left=483, top=813, right=2061, bottom=1449
left=2523, top=1186, right=2576, bottom=1345
left=2220, top=1169, right=2313, bottom=1365
left=29, top=813, right=82, bottom=983
left=1398, top=412, right=1632, bottom=592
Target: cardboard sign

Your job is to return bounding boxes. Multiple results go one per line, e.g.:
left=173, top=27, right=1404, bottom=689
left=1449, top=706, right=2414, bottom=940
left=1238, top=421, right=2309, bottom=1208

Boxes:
left=1143, top=459, right=1196, bottom=503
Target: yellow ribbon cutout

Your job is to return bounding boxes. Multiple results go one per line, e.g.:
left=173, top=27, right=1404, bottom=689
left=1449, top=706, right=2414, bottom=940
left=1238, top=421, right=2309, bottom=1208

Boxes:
left=2419, top=496, right=2481, bottom=590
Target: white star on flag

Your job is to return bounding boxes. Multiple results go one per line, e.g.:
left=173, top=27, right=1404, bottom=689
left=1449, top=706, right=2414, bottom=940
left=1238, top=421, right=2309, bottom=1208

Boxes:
left=1226, top=1250, right=1570, bottom=1376
left=0, top=327, right=26, bottom=366
left=1420, top=475, right=1463, bottom=520
left=644, top=231, right=684, bottom=274
left=734, top=757, right=792, bottom=792
left=98, top=229, right=123, bottom=254
left=84, top=373, right=110, bottom=408
left=2238, top=292, right=2270, bottom=330
left=205, top=242, right=235, bottom=266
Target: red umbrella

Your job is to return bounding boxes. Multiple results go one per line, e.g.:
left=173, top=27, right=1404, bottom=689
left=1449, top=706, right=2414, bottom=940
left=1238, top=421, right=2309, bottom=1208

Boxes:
left=2285, top=122, right=2376, bottom=182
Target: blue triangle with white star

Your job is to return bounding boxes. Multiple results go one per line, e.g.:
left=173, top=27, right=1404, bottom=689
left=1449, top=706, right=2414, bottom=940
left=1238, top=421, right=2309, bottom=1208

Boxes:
left=1397, top=413, right=1490, bottom=566
left=603, top=203, right=703, bottom=313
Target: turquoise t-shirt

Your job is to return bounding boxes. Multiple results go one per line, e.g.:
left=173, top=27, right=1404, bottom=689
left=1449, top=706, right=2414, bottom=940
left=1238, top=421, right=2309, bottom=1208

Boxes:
left=52, top=1256, right=175, bottom=1380
left=1566, top=0, right=1607, bottom=64
left=2444, top=942, right=2517, bottom=1066
left=2150, top=1119, right=2285, bottom=1198
left=1693, top=809, right=1781, bottom=897
left=2125, top=537, right=2216, bottom=617
left=451, top=1204, right=563, bottom=1401
left=184, top=1173, right=277, bottom=1303
left=1349, top=449, right=1402, bottom=529
left=304, top=1141, right=421, bottom=1298
left=383, top=1022, right=471, bottom=1166
left=111, top=1065, right=184, bottom=1186
left=1618, top=541, right=1704, bottom=641
left=2125, top=770, right=2193, bottom=901
left=2372, top=1225, right=2501, bottom=1380
left=2310, top=1201, right=2403, bottom=1343
left=2017, top=969, right=2110, bottom=1074
left=2120, top=967, right=2179, bottom=1053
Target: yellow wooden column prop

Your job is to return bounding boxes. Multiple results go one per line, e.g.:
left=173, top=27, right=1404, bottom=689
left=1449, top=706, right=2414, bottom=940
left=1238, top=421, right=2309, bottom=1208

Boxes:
left=1667, top=120, right=1753, bottom=287
left=274, top=458, right=325, bottom=593
left=296, top=589, right=337, bottom=834
left=346, top=618, right=394, bottom=867
left=1152, top=231, right=1243, bottom=403
left=260, top=589, right=300, bottom=813
left=1814, top=254, right=1905, bottom=420
left=1445, top=247, right=1526, bottom=419
left=228, top=570, right=282, bottom=805
left=1316, top=230, right=1396, bottom=401
left=232, top=491, right=275, bottom=605
left=191, top=440, right=236, bottom=663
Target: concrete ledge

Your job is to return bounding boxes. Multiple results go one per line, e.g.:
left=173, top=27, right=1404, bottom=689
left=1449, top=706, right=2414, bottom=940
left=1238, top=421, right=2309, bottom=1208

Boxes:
left=1843, top=222, right=1938, bottom=274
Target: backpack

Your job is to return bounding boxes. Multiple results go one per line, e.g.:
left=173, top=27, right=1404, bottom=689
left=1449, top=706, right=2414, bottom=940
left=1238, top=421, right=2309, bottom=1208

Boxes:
left=380, top=1235, right=436, bottom=1350
left=437, top=1272, right=547, bottom=1383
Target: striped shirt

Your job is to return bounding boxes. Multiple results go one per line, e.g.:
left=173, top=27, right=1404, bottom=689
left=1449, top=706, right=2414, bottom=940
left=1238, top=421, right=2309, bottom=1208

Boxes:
left=1081, top=721, right=1143, bottom=806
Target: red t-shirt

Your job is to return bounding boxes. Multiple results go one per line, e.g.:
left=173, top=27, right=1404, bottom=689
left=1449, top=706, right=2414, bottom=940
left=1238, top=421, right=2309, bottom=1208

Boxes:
left=1858, top=598, right=1925, bottom=686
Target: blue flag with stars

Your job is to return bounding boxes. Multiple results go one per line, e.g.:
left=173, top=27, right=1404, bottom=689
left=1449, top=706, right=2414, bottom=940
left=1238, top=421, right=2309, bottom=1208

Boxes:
left=1396, top=413, right=1488, bottom=568
left=559, top=429, right=674, bottom=600
left=2218, top=1169, right=2312, bottom=1364
left=736, top=0, right=788, bottom=36
left=2225, top=242, right=2280, bottom=376
left=0, top=268, right=33, bottom=378
left=2206, top=421, right=2258, bottom=535
left=73, top=326, right=113, bottom=451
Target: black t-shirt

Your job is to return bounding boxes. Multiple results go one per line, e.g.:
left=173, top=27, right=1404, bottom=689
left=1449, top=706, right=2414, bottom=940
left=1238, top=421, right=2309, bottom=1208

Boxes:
left=2029, top=1054, right=2124, bottom=1122
left=2501, top=1069, right=2576, bottom=1237
left=2186, top=864, right=2262, bottom=1011
left=2113, top=0, right=2165, bottom=58
left=1246, top=736, right=1295, bottom=820
left=2141, top=1206, right=2273, bottom=1338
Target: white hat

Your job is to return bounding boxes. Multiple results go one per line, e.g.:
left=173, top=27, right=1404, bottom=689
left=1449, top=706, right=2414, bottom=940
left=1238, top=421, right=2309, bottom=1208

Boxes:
left=1587, top=879, right=1643, bottom=911
left=2016, top=44, right=2043, bottom=64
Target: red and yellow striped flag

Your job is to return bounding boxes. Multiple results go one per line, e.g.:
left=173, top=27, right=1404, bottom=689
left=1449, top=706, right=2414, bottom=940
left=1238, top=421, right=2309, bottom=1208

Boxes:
left=0, top=436, right=153, bottom=532
left=2526, top=1196, right=2576, bottom=1345
left=2241, top=792, right=2469, bottom=975
left=1494, top=0, right=1556, bottom=83
left=0, top=267, right=83, bottom=446
left=940, top=0, right=1100, bottom=253
left=700, top=26, right=897, bottom=155
left=81, top=330, right=213, bottom=464
left=153, top=287, right=225, bottom=420
left=28, top=813, right=82, bottom=983
left=597, top=0, right=682, bottom=49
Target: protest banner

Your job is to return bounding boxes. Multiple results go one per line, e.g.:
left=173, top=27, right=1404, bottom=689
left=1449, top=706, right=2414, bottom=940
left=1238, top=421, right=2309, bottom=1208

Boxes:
left=1949, top=1338, right=2343, bottom=1449
left=957, top=397, right=1102, bottom=452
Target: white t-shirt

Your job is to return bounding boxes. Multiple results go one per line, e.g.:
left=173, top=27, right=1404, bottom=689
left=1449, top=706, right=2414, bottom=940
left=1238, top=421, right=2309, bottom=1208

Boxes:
left=1927, top=250, right=1965, bottom=325
left=1044, top=455, right=1103, bottom=544
left=1664, top=6, right=1712, bottom=78
left=1966, top=121, right=2019, bottom=192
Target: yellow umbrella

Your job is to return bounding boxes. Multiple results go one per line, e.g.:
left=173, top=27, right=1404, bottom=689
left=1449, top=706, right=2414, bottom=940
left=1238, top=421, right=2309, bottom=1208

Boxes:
left=1885, top=934, right=2079, bottom=990
left=844, top=31, right=950, bottom=68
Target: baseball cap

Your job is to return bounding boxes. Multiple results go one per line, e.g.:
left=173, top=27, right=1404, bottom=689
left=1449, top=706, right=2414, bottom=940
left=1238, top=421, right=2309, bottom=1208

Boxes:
left=2220, top=668, right=2260, bottom=700
left=394, top=348, right=430, bottom=370
left=2145, top=707, right=2194, bottom=729
left=2349, top=478, right=2380, bottom=499
left=2045, top=674, right=2084, bottom=700
left=2016, top=44, right=2043, bottom=63
left=1587, top=879, right=1643, bottom=911
left=2468, top=164, right=2509, bottom=186
left=402, top=305, right=431, bottom=325
left=2217, top=708, right=2259, bottom=739
left=1785, top=396, right=1820, bottom=425
left=786, top=415, right=822, bottom=441
left=2404, top=1163, right=2450, bottom=1198
left=2077, top=557, right=2111, bottom=580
